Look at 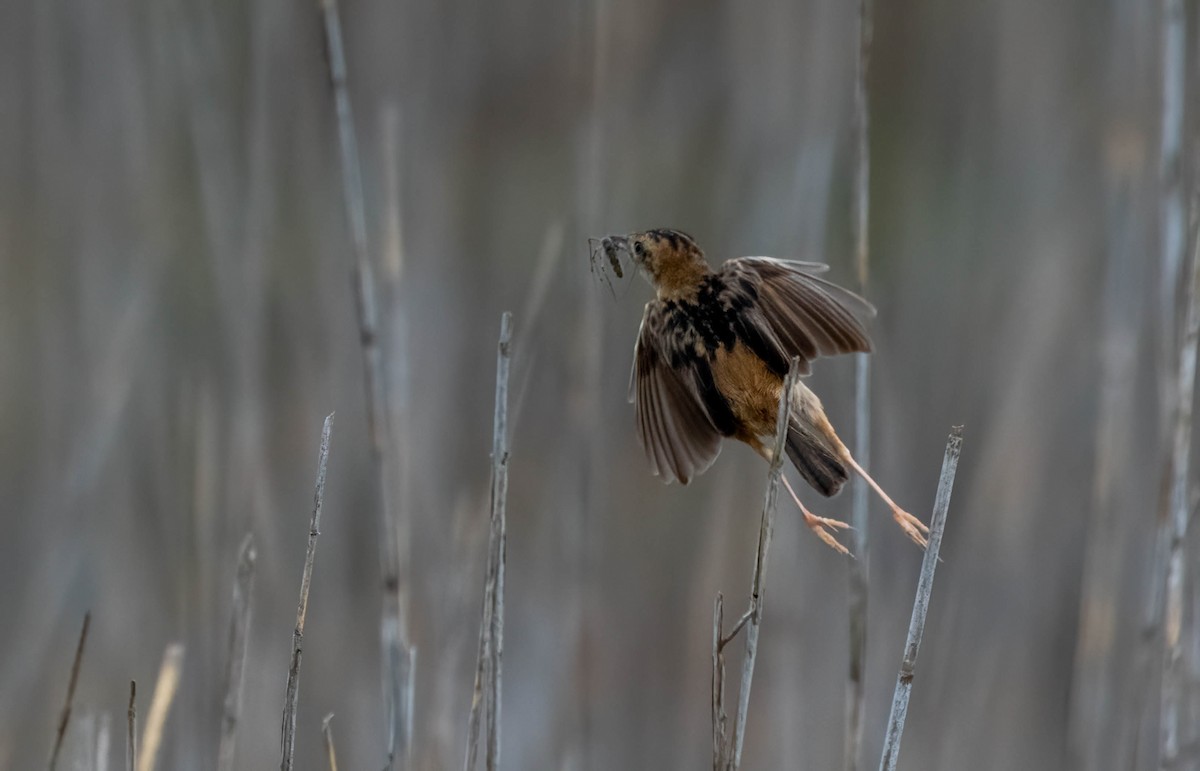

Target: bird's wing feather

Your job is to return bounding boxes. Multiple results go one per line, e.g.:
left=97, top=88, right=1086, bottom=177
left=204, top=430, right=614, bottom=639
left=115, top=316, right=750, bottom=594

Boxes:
left=630, top=303, right=723, bottom=484
left=720, top=257, right=875, bottom=372
left=737, top=257, right=831, bottom=274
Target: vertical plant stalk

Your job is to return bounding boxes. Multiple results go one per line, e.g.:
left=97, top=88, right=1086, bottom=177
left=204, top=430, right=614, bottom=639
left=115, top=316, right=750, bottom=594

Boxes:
left=877, top=426, right=963, bottom=771
left=137, top=644, right=185, bottom=771
left=217, top=534, right=257, bottom=771
left=716, top=358, right=801, bottom=771
left=847, top=355, right=871, bottom=760
left=1066, top=159, right=1139, bottom=769
left=48, top=612, right=91, bottom=771
left=1135, top=7, right=1191, bottom=760
left=1158, top=176, right=1200, bottom=770
left=564, top=0, right=612, bottom=763
left=318, top=2, right=414, bottom=766
left=280, top=414, right=335, bottom=771
left=1159, top=0, right=1186, bottom=372
left=711, top=593, right=727, bottom=770
left=487, top=314, right=511, bottom=771
left=379, top=100, right=417, bottom=769
left=846, top=0, right=874, bottom=768
left=464, top=313, right=513, bottom=771
left=322, top=714, right=340, bottom=771
left=96, top=711, right=111, bottom=771
left=852, top=0, right=874, bottom=292
left=126, top=682, right=136, bottom=771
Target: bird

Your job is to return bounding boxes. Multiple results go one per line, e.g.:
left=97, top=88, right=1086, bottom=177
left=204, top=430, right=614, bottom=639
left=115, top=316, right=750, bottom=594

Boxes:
left=596, top=228, right=928, bottom=554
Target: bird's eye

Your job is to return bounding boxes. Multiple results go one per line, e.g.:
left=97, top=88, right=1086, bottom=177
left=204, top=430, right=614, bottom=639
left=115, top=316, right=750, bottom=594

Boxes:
left=634, top=242, right=645, bottom=256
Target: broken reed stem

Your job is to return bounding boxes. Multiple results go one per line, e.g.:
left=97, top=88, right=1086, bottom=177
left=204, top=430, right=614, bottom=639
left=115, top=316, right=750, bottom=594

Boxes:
left=48, top=611, right=91, bottom=771
left=280, top=414, right=335, bottom=771
left=126, top=682, right=136, bottom=771
left=217, top=534, right=257, bottom=771
left=318, top=3, right=414, bottom=765
left=877, top=426, right=963, bottom=771
left=711, top=594, right=728, bottom=770
left=464, top=313, right=514, bottom=771
left=322, top=714, right=340, bottom=771
left=1158, top=167, right=1200, bottom=770
left=137, top=643, right=184, bottom=771
left=716, top=358, right=801, bottom=771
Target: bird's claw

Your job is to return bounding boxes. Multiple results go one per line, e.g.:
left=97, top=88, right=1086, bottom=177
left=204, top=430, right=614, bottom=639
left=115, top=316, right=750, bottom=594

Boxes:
left=893, top=508, right=929, bottom=548
left=803, top=512, right=853, bottom=556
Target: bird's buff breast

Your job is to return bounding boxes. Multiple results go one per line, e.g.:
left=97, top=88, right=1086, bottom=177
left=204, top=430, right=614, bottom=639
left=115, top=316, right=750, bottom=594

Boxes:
left=711, top=343, right=783, bottom=438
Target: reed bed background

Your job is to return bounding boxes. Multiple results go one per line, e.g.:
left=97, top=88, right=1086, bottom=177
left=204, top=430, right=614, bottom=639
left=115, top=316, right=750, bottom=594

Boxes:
left=1, top=0, right=1196, bottom=769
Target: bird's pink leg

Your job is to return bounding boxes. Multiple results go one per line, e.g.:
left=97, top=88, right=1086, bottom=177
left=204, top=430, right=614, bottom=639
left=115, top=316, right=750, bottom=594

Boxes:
left=781, top=476, right=852, bottom=556
left=842, top=454, right=929, bottom=548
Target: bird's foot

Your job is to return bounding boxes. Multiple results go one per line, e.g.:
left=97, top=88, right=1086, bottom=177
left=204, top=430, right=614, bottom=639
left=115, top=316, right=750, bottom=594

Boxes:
left=802, top=510, right=853, bottom=556
left=782, top=475, right=853, bottom=556
left=892, top=507, right=929, bottom=548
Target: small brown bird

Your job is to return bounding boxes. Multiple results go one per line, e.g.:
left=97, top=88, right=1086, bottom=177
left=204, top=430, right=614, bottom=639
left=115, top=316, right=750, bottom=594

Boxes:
left=595, top=228, right=928, bottom=553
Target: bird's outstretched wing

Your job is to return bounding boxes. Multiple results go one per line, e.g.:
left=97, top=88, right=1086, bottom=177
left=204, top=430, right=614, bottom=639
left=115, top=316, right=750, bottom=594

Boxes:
left=719, top=257, right=875, bottom=374
left=629, top=303, right=725, bottom=485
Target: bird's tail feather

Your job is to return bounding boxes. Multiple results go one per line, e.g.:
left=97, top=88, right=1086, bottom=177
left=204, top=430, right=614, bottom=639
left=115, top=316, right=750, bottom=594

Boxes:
left=784, top=422, right=848, bottom=498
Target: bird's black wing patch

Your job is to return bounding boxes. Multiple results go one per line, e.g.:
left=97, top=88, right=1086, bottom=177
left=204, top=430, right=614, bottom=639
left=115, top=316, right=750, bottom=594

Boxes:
left=719, top=258, right=875, bottom=373
left=629, top=301, right=729, bottom=484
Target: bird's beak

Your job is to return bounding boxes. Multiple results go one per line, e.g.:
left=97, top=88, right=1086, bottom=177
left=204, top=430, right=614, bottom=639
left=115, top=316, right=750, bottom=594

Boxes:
left=606, top=235, right=631, bottom=252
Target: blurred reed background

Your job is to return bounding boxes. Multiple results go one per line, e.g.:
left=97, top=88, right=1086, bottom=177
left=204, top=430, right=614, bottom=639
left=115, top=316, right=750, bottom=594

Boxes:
left=1, top=0, right=1197, bottom=769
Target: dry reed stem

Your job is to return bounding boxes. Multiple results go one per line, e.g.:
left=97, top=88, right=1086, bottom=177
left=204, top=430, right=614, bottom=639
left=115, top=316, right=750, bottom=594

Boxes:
left=318, top=3, right=414, bottom=764
left=711, top=594, right=728, bottom=769
left=322, top=714, right=340, bottom=771
left=137, top=644, right=184, bottom=771
left=280, top=413, right=334, bottom=771
left=846, top=0, right=874, bottom=766
left=487, top=313, right=512, bottom=771
left=1158, top=168, right=1200, bottom=770
left=217, top=533, right=257, bottom=771
left=1133, top=5, right=1192, bottom=760
left=877, top=426, right=963, bottom=771
left=714, top=358, right=801, bottom=771
left=847, top=353, right=870, bottom=769
left=463, top=313, right=513, bottom=771
left=48, top=611, right=91, bottom=771
left=126, top=682, right=136, bottom=771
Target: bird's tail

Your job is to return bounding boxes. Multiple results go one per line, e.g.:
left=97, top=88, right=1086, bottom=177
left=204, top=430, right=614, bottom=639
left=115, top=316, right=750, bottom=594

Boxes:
left=784, top=416, right=848, bottom=498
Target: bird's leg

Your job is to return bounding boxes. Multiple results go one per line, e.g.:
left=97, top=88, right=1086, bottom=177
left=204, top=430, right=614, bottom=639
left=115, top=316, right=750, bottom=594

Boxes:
left=781, top=475, right=851, bottom=556
left=841, top=454, right=929, bottom=548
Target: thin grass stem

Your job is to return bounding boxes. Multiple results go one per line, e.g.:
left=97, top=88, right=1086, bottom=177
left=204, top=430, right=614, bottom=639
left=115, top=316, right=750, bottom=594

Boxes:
left=280, top=414, right=335, bottom=771
left=217, top=534, right=257, bottom=771
left=48, top=612, right=91, bottom=771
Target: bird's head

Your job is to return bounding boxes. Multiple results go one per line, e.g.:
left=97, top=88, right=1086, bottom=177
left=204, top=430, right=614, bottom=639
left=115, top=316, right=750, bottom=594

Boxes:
left=628, top=229, right=709, bottom=300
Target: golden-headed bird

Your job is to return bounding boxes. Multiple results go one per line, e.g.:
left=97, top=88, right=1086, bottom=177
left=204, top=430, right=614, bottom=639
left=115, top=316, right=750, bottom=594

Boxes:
left=597, top=228, right=927, bottom=553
